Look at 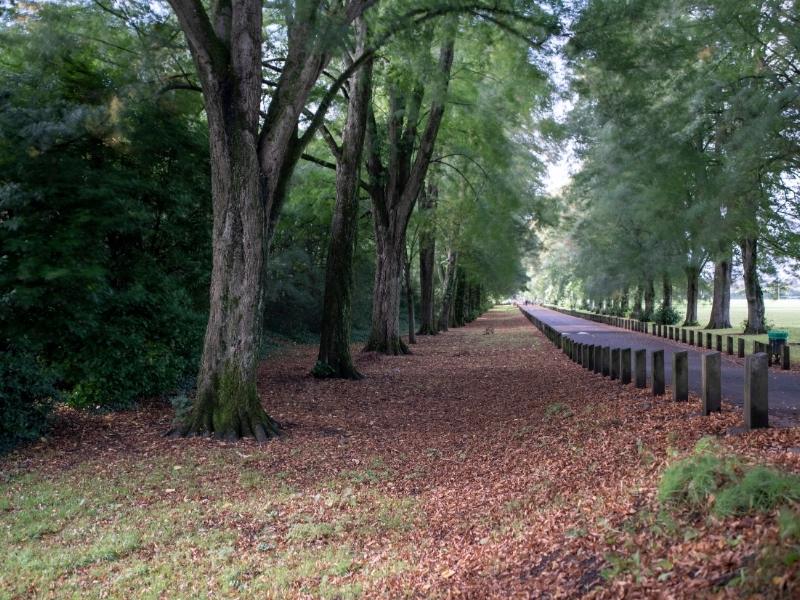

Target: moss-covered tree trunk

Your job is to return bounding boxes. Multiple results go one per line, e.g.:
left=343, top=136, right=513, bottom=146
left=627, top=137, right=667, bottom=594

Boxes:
left=707, top=253, right=732, bottom=329
left=740, top=238, right=766, bottom=334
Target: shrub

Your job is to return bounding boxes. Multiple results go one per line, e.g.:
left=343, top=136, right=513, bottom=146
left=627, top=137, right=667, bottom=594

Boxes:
left=0, top=346, right=58, bottom=449
left=652, top=306, right=682, bottom=325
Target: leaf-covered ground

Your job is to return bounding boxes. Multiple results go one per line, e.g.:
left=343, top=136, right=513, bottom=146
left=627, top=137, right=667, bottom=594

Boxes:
left=2, top=306, right=800, bottom=598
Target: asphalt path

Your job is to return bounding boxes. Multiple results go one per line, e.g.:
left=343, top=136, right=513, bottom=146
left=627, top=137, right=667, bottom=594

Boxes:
left=520, top=304, right=800, bottom=425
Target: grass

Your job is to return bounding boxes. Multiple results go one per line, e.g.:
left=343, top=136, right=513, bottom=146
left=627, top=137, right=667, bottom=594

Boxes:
left=658, top=438, right=800, bottom=517
left=0, top=452, right=420, bottom=599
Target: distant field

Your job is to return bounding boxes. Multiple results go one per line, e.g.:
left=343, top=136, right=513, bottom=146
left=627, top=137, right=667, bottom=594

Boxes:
left=688, top=299, right=800, bottom=330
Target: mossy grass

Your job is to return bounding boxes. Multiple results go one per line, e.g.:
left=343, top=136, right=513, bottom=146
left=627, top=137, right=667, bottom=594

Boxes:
left=658, top=437, right=800, bottom=517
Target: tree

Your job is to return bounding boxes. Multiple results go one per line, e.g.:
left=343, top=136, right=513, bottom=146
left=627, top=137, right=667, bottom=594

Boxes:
left=314, top=19, right=372, bottom=380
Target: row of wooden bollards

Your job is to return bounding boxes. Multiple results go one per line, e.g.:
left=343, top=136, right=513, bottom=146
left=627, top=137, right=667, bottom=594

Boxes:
left=544, top=305, right=791, bottom=371
left=519, top=308, right=769, bottom=430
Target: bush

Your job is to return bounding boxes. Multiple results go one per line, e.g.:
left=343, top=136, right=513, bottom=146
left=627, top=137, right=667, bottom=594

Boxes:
left=659, top=438, right=800, bottom=517
left=652, top=306, right=682, bottom=325
left=0, top=346, right=58, bottom=449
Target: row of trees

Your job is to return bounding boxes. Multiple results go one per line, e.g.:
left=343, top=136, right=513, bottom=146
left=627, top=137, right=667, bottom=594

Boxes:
left=532, top=0, right=799, bottom=330
left=1, top=0, right=553, bottom=444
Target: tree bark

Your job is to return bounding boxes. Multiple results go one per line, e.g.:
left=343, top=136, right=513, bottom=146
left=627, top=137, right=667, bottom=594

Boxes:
left=452, top=267, right=466, bottom=327
left=404, top=250, right=417, bottom=344
left=707, top=253, right=732, bottom=329
left=364, top=28, right=456, bottom=353
left=643, top=279, right=655, bottom=320
left=438, top=248, right=458, bottom=331
left=631, top=286, right=643, bottom=319
left=661, top=274, right=673, bottom=311
left=167, top=0, right=371, bottom=439
left=683, top=265, right=700, bottom=325
left=417, top=182, right=437, bottom=335
left=315, top=22, right=371, bottom=379
left=740, top=238, right=766, bottom=333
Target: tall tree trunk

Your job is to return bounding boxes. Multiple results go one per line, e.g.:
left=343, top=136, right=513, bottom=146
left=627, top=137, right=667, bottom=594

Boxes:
left=643, top=279, right=655, bottom=319
left=315, top=25, right=371, bottom=379
left=417, top=183, right=437, bottom=335
left=167, top=0, right=279, bottom=440
left=452, top=267, right=466, bottom=327
left=438, top=249, right=458, bottom=331
left=631, top=286, right=643, bottom=319
left=683, top=265, right=700, bottom=325
left=740, top=238, right=766, bottom=333
left=661, top=274, right=673, bottom=311
left=186, top=102, right=280, bottom=441
left=167, top=0, right=372, bottom=439
left=404, top=249, right=416, bottom=344
left=365, top=229, right=408, bottom=353
left=364, top=28, right=456, bottom=353
left=707, top=253, right=732, bottom=329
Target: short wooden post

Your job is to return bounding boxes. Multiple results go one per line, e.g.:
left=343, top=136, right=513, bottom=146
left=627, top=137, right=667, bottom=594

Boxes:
left=602, top=347, right=610, bottom=377
left=702, top=352, right=721, bottom=415
left=744, top=353, right=769, bottom=429
left=672, top=351, right=688, bottom=401
left=635, top=349, right=646, bottom=388
left=716, top=334, right=723, bottom=352
left=681, top=329, right=687, bottom=343
left=738, top=338, right=745, bottom=358
left=652, top=350, right=665, bottom=396
left=621, top=348, right=631, bottom=384
left=689, top=330, right=695, bottom=346
left=726, top=336, right=734, bottom=355
left=610, top=348, right=620, bottom=380
left=783, top=346, right=790, bottom=371
left=594, top=345, right=602, bottom=374
left=706, top=332, right=713, bottom=349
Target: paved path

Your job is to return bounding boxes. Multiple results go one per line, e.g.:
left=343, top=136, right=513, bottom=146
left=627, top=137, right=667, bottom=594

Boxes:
left=520, top=304, right=800, bottom=425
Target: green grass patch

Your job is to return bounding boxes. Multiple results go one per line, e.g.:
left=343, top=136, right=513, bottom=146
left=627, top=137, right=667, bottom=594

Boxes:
left=658, top=438, right=800, bottom=517
left=544, top=402, right=572, bottom=418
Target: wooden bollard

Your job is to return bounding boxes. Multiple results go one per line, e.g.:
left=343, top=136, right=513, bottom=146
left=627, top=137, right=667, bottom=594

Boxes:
left=587, top=344, right=595, bottom=370
left=702, top=352, right=721, bottom=415
left=594, top=345, right=602, bottom=374
left=681, top=329, right=687, bottom=343
left=610, top=348, right=620, bottom=380
left=738, top=338, right=745, bottom=358
left=672, top=351, right=688, bottom=401
left=652, top=350, right=665, bottom=396
left=726, top=336, right=734, bottom=355
left=744, top=353, right=769, bottom=429
left=689, top=330, right=695, bottom=345
left=621, top=348, right=631, bottom=384
left=783, top=346, right=790, bottom=371
left=635, top=349, right=646, bottom=388
left=716, top=335, right=723, bottom=352
left=602, top=347, right=611, bottom=377
left=706, top=333, right=713, bottom=350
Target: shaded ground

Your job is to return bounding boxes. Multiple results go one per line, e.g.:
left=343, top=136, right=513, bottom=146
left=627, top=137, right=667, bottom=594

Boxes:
left=2, top=307, right=800, bottom=598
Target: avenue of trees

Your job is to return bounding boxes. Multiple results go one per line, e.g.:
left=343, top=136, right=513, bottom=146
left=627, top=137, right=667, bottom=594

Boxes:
left=0, top=0, right=554, bottom=445
left=533, top=0, right=800, bottom=331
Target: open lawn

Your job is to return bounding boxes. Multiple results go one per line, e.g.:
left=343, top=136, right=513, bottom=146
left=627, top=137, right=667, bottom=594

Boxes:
left=2, top=308, right=800, bottom=598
